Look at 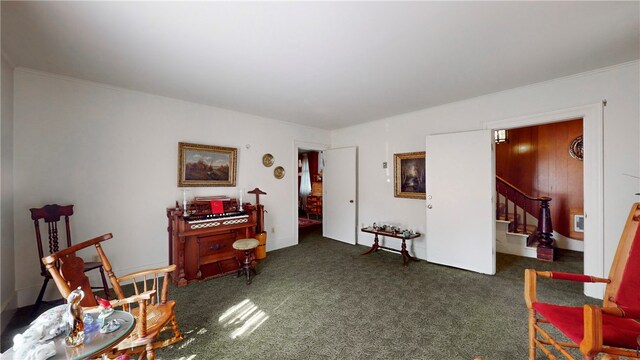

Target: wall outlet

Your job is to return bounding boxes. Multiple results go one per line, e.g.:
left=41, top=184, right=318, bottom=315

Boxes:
left=271, top=227, right=275, bottom=233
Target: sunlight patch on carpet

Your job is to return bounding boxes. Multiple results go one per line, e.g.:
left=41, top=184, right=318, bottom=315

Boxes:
left=219, top=299, right=269, bottom=339
left=178, top=338, right=195, bottom=350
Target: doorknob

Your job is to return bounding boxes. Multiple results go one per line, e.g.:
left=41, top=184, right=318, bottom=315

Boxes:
left=349, top=200, right=354, bottom=203
left=427, top=204, right=433, bottom=209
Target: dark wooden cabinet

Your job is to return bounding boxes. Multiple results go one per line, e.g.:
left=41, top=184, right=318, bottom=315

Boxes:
left=167, top=203, right=259, bottom=287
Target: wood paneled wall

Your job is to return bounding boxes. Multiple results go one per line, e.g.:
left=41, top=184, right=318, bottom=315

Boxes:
left=496, top=119, right=583, bottom=238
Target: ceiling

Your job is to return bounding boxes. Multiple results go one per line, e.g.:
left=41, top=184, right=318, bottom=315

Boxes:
left=2, top=2, right=639, bottom=130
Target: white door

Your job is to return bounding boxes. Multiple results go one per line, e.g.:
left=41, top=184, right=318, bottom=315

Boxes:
left=323, top=147, right=357, bottom=244
left=425, top=130, right=495, bottom=274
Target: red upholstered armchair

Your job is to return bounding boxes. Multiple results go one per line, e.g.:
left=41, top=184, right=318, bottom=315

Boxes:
left=524, top=202, right=640, bottom=360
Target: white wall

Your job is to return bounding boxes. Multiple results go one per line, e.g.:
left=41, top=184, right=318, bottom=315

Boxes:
left=1, top=55, right=16, bottom=327
left=332, top=61, right=640, bottom=277
left=12, top=69, right=330, bottom=307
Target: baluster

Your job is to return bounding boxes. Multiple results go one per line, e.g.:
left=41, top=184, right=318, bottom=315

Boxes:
left=523, top=199, right=528, bottom=235
left=504, top=188, right=511, bottom=225
left=512, top=190, right=518, bottom=233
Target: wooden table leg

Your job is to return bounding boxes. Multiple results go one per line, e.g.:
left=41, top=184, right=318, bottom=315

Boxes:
left=361, top=233, right=380, bottom=255
left=401, top=238, right=408, bottom=265
left=401, top=238, right=418, bottom=265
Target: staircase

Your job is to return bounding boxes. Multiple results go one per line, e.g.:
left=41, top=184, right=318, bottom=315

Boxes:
left=496, top=176, right=555, bottom=261
left=495, top=200, right=538, bottom=258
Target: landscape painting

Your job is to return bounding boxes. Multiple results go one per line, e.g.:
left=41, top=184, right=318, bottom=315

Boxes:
left=394, top=151, right=426, bottom=199
left=178, top=142, right=237, bottom=187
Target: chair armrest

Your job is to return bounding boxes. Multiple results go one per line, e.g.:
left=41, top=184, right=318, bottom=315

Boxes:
left=524, top=269, right=538, bottom=308
left=536, top=271, right=610, bottom=283
left=110, top=290, right=157, bottom=340
left=524, top=269, right=610, bottom=309
left=576, top=305, right=640, bottom=356
left=600, top=305, right=640, bottom=319
left=116, top=265, right=176, bottom=283
left=108, top=290, right=156, bottom=308
left=580, top=305, right=603, bottom=356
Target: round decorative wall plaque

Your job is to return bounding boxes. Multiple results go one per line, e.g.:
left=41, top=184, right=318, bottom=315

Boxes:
left=569, top=135, right=583, bottom=161
left=274, top=166, right=285, bottom=179
left=262, top=153, right=274, bottom=167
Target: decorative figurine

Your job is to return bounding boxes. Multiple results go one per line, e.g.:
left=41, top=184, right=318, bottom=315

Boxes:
left=96, top=296, right=114, bottom=326
left=64, top=287, right=85, bottom=347
left=83, top=313, right=99, bottom=333
left=373, top=222, right=378, bottom=230
left=100, top=319, right=121, bottom=334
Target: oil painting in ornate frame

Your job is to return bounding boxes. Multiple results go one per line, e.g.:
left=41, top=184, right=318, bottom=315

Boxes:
left=178, top=142, right=237, bottom=187
left=394, top=151, right=426, bottom=199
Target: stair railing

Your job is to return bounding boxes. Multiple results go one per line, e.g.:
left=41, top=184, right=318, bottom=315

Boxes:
left=496, top=176, right=555, bottom=261
left=496, top=175, right=554, bottom=245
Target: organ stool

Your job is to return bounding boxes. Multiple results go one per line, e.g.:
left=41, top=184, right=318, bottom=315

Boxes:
left=232, top=238, right=260, bottom=284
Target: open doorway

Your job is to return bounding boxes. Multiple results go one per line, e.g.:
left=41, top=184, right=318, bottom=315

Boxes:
left=495, top=118, right=584, bottom=261
left=486, top=102, right=604, bottom=299
left=293, top=142, right=329, bottom=246
left=297, top=149, right=324, bottom=241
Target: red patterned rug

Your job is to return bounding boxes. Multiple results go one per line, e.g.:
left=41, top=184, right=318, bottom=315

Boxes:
left=299, top=217, right=321, bottom=228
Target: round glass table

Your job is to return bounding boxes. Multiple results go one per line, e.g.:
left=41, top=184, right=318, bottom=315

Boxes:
left=1, top=307, right=135, bottom=360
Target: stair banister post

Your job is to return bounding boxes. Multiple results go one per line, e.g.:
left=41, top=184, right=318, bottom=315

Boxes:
left=536, top=197, right=555, bottom=261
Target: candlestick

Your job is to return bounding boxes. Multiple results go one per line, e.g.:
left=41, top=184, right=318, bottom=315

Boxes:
left=238, top=188, right=245, bottom=211
left=181, top=189, right=191, bottom=215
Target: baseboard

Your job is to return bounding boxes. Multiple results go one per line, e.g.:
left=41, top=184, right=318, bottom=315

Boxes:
left=497, top=231, right=537, bottom=259
left=1, top=307, right=17, bottom=334
left=269, top=235, right=294, bottom=252
left=497, top=243, right=537, bottom=259
left=1, top=292, right=17, bottom=333
left=553, top=232, right=584, bottom=252
left=1, top=292, right=16, bottom=313
left=496, top=234, right=582, bottom=257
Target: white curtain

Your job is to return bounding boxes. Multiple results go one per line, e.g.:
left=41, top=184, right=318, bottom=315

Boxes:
left=318, top=151, right=324, bottom=175
left=300, top=153, right=312, bottom=207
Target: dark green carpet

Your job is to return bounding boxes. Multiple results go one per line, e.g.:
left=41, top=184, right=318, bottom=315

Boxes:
left=0, top=226, right=594, bottom=359
left=155, top=226, right=594, bottom=360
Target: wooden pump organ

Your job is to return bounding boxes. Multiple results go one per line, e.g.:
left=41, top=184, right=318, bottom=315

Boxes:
left=167, top=189, right=266, bottom=287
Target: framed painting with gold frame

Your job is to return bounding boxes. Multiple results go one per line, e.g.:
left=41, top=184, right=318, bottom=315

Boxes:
left=178, top=142, right=237, bottom=187
left=394, top=151, right=426, bottom=199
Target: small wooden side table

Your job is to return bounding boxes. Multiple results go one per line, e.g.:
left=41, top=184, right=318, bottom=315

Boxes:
left=360, top=228, right=421, bottom=266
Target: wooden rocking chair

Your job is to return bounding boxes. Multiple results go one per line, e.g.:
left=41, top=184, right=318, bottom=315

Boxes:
left=43, top=233, right=183, bottom=360
left=524, top=202, right=640, bottom=359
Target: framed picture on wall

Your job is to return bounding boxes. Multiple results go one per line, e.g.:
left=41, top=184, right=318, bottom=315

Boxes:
left=178, top=142, right=237, bottom=187
left=394, top=151, right=426, bottom=199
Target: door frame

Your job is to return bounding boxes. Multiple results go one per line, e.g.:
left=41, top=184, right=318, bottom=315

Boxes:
left=293, top=141, right=329, bottom=246
left=484, top=102, right=604, bottom=299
